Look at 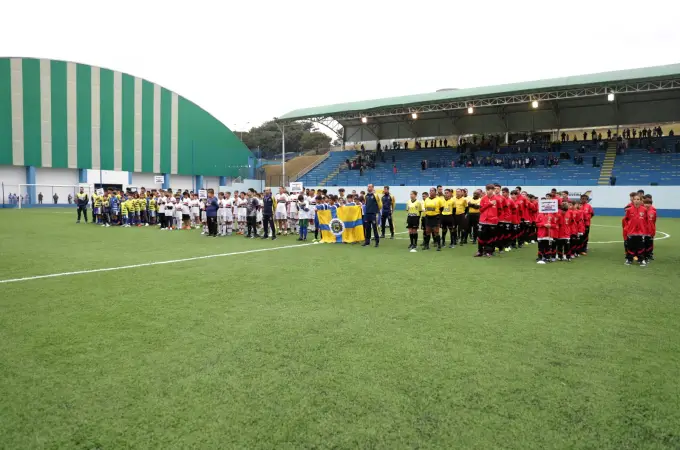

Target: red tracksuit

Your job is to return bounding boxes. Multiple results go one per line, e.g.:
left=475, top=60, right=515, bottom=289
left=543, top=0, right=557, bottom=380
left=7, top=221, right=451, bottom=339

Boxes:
left=646, top=205, right=657, bottom=257
left=624, top=205, right=649, bottom=261
left=480, top=195, right=499, bottom=225
left=536, top=213, right=558, bottom=260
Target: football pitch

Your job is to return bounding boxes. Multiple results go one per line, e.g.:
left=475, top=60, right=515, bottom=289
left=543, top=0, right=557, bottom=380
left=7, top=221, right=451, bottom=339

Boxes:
left=1, top=209, right=680, bottom=449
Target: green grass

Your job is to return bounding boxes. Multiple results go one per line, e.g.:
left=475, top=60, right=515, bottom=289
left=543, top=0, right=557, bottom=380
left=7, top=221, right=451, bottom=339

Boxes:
left=1, top=209, right=680, bottom=449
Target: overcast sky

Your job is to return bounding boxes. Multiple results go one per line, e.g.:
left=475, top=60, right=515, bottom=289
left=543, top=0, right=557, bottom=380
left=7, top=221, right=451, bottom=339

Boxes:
left=3, top=0, right=678, bottom=132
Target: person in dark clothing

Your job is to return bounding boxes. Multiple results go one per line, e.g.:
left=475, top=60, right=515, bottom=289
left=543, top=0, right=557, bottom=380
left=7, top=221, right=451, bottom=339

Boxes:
left=205, top=189, right=219, bottom=237
left=245, top=189, right=259, bottom=238
left=76, top=187, right=89, bottom=223
left=607, top=129, right=611, bottom=139
left=260, top=188, right=276, bottom=240
left=362, top=184, right=382, bottom=247
left=380, top=186, right=395, bottom=239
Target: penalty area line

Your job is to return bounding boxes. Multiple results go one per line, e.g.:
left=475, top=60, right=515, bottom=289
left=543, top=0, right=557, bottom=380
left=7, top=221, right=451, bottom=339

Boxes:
left=0, top=242, right=316, bottom=285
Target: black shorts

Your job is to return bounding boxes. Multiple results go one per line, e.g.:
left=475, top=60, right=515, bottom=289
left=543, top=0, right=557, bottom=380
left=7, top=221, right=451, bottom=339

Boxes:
left=440, top=215, right=454, bottom=228
left=182, top=214, right=190, bottom=220
left=425, top=215, right=440, bottom=228
left=407, top=216, right=420, bottom=228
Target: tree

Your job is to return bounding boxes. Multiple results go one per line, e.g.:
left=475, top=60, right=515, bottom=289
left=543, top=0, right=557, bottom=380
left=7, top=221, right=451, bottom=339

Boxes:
left=240, top=121, right=330, bottom=159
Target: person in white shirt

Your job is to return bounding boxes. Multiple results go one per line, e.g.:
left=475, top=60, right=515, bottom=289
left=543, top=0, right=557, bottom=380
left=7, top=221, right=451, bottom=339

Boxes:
left=174, top=194, right=183, bottom=229
left=296, top=194, right=310, bottom=241
left=237, top=192, right=247, bottom=235
left=275, top=187, right=289, bottom=235
left=157, top=193, right=167, bottom=230
left=181, top=194, right=191, bottom=229
left=288, top=192, right=299, bottom=234
left=200, top=198, right=208, bottom=235
left=217, top=192, right=226, bottom=235
left=222, top=192, right=234, bottom=236
left=190, top=194, right=201, bottom=228
left=164, top=193, right=176, bottom=231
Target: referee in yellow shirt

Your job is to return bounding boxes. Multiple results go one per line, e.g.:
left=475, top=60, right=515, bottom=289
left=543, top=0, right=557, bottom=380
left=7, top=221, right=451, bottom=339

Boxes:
left=423, top=187, right=444, bottom=251
left=453, top=189, right=468, bottom=245
left=440, top=189, right=456, bottom=248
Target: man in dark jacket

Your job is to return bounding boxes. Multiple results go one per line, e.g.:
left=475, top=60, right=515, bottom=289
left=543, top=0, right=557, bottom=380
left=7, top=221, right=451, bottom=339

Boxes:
left=261, top=188, right=276, bottom=240
left=205, top=189, right=219, bottom=237
left=362, top=184, right=382, bottom=247
left=76, top=187, right=89, bottom=223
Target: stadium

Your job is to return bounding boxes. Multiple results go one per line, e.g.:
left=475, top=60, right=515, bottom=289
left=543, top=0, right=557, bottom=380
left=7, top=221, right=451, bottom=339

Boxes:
left=2, top=58, right=680, bottom=449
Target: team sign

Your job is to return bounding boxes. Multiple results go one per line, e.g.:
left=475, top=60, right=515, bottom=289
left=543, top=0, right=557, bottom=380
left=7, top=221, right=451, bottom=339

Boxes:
left=289, top=182, right=303, bottom=193
left=539, top=199, right=558, bottom=213
left=154, top=175, right=164, bottom=184
left=198, top=189, right=208, bottom=199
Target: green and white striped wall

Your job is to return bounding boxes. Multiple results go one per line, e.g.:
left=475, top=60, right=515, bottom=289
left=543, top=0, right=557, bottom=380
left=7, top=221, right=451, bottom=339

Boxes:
left=0, top=57, right=251, bottom=177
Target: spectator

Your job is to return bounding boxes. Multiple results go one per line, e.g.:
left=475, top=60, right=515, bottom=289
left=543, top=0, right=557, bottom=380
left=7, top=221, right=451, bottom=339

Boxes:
left=607, top=129, right=612, bottom=139
left=38, top=192, right=43, bottom=204
left=583, top=131, right=587, bottom=141
left=68, top=193, right=73, bottom=204
left=53, top=193, right=59, bottom=204
left=393, top=164, right=397, bottom=175
left=561, top=132, right=566, bottom=142
left=444, top=138, right=448, bottom=147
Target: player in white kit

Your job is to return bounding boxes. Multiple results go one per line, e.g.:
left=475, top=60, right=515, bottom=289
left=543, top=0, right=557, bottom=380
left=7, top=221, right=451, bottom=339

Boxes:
left=164, top=193, right=176, bottom=231
left=217, top=192, right=226, bottom=236
left=222, top=191, right=234, bottom=236
left=237, top=192, right=248, bottom=235
left=287, top=192, right=299, bottom=234
left=275, top=187, right=289, bottom=235
left=190, top=194, right=201, bottom=228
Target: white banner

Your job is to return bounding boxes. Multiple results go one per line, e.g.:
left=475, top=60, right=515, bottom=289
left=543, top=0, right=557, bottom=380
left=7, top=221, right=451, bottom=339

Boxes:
left=289, top=182, right=303, bottom=193
left=539, top=199, right=558, bottom=213
left=95, top=188, right=104, bottom=196
left=198, top=189, right=208, bottom=199
left=154, top=175, right=164, bottom=184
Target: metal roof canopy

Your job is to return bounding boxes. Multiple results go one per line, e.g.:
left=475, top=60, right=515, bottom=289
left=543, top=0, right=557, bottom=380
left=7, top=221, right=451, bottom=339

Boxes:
left=276, top=63, right=680, bottom=141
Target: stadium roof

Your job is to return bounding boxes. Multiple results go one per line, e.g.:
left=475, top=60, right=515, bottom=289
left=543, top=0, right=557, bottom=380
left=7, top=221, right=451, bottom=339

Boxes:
left=278, top=63, right=680, bottom=122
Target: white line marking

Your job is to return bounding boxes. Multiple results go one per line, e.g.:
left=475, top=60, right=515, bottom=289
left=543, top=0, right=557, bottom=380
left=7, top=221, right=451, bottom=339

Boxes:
left=0, top=231, right=411, bottom=284
left=0, top=243, right=315, bottom=284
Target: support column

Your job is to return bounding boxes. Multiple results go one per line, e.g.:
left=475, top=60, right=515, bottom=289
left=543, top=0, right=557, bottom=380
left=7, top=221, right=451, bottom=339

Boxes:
left=26, top=166, right=36, bottom=205
left=195, top=175, right=204, bottom=190
left=219, top=176, right=227, bottom=187
left=78, top=168, right=88, bottom=184
left=163, top=173, right=170, bottom=190
left=128, top=172, right=132, bottom=185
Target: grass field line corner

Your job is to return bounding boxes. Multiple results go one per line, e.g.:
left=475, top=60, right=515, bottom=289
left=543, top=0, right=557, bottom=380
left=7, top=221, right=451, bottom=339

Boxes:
left=0, top=242, right=316, bottom=284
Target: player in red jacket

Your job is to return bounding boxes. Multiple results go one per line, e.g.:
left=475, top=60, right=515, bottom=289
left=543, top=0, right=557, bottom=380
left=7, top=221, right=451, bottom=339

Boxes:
left=476, top=184, right=500, bottom=257
left=527, top=195, right=539, bottom=243
left=556, top=202, right=572, bottom=261
left=644, top=195, right=657, bottom=261
left=536, top=208, right=558, bottom=264
left=575, top=204, right=586, bottom=255
left=498, top=187, right=514, bottom=252
left=580, top=195, right=594, bottom=254
left=624, top=194, right=649, bottom=266
left=509, top=190, right=522, bottom=249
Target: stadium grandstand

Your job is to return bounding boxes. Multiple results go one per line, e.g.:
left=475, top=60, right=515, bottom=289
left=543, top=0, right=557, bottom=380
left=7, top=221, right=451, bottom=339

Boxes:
left=0, top=57, right=255, bottom=206
left=279, top=64, right=680, bottom=197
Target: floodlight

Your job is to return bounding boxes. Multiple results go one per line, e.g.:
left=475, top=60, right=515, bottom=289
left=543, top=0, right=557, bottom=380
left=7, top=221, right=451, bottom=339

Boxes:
left=531, top=100, right=539, bottom=109
left=361, top=117, right=368, bottom=123
left=467, top=106, right=474, bottom=114
left=411, top=112, right=418, bottom=119
left=607, top=93, right=615, bottom=102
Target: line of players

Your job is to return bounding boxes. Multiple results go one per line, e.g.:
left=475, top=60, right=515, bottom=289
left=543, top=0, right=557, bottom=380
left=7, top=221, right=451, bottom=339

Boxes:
left=405, top=185, right=596, bottom=263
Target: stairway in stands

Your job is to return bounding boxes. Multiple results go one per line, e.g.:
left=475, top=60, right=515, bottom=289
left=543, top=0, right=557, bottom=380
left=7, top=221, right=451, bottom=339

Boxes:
left=598, top=147, right=618, bottom=185
left=319, top=155, right=359, bottom=186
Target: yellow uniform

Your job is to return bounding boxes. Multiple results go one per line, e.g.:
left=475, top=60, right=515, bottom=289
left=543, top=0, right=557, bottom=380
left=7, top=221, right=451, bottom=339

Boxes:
left=468, top=197, right=481, bottom=214
left=453, top=197, right=468, bottom=215
left=406, top=199, right=424, bottom=216
left=441, top=198, right=455, bottom=216
left=423, top=197, right=444, bottom=216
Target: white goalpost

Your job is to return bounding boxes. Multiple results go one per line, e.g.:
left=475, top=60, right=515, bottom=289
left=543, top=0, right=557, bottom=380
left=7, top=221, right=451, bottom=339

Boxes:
left=15, top=184, right=94, bottom=209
